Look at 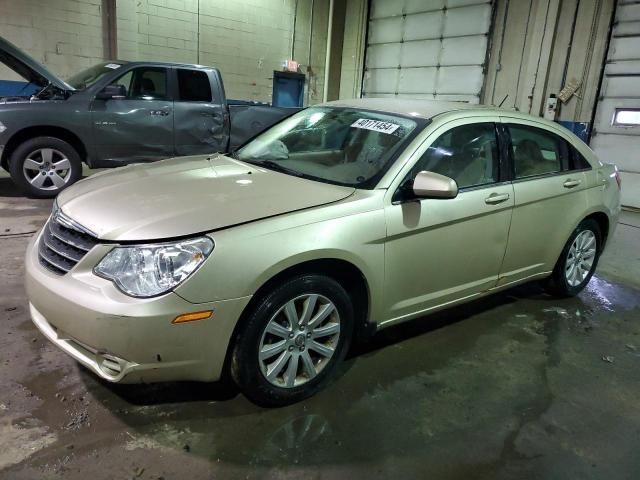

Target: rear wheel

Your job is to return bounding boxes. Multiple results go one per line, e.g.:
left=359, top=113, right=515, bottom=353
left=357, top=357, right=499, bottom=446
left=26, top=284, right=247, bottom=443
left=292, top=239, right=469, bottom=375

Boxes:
left=546, top=219, right=601, bottom=297
left=231, top=274, right=354, bottom=406
left=9, top=136, right=82, bottom=198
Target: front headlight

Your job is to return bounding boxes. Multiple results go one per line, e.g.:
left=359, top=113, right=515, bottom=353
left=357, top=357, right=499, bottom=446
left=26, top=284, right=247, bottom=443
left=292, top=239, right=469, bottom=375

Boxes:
left=94, top=237, right=214, bottom=298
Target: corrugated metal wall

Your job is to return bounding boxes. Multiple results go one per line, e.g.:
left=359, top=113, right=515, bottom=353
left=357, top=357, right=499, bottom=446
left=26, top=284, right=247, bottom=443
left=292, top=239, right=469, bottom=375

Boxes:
left=483, top=0, right=614, bottom=125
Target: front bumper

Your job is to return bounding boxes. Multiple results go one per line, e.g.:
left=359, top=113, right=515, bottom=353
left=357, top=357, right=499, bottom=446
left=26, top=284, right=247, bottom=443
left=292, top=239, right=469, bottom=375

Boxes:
left=25, top=231, right=251, bottom=383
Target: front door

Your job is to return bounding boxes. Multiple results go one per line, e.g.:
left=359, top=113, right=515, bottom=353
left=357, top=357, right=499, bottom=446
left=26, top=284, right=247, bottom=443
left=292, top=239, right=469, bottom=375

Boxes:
left=90, top=66, right=174, bottom=164
left=497, top=119, right=590, bottom=285
left=383, top=120, right=514, bottom=324
left=173, top=68, right=228, bottom=156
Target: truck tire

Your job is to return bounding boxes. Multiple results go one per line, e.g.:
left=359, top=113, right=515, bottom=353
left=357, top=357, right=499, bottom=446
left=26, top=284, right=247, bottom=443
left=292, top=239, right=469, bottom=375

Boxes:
left=9, top=136, right=82, bottom=198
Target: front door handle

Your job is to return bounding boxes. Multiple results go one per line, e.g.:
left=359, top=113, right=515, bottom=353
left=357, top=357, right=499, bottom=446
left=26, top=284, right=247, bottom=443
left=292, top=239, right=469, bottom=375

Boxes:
left=485, top=192, right=510, bottom=205
left=563, top=178, right=582, bottom=188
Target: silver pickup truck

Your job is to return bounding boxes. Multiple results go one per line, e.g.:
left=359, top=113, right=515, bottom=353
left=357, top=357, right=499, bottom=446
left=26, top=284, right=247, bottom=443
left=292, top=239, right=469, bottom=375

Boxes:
left=0, top=36, right=299, bottom=197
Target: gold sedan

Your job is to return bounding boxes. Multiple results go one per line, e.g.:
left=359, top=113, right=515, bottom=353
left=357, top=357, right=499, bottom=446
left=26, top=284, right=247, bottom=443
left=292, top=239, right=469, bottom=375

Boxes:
left=26, top=99, right=621, bottom=405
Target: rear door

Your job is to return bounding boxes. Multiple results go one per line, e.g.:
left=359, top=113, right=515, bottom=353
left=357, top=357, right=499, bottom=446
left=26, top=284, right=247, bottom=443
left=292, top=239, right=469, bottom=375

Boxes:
left=90, top=66, right=174, bottom=163
left=172, top=68, right=228, bottom=156
left=497, top=119, right=591, bottom=286
left=383, top=119, right=514, bottom=323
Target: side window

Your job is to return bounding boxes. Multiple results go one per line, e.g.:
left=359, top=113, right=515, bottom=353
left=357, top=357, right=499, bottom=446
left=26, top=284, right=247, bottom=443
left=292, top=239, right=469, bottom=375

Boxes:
left=177, top=69, right=212, bottom=102
left=571, top=147, right=592, bottom=170
left=109, top=67, right=168, bottom=100
left=508, top=125, right=569, bottom=179
left=412, top=123, right=499, bottom=189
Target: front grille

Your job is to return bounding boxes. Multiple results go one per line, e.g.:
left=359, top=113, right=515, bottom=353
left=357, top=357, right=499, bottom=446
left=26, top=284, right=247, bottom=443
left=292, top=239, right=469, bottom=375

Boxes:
left=38, top=214, right=99, bottom=275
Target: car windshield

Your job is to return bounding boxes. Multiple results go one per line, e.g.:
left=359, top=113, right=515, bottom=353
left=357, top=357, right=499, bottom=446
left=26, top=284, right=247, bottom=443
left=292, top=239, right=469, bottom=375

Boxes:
left=236, top=107, right=421, bottom=188
left=67, top=62, right=124, bottom=89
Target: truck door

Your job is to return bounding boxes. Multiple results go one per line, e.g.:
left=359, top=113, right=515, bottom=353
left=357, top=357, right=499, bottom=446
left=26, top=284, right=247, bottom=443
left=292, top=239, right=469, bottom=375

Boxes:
left=172, top=68, right=228, bottom=156
left=90, top=66, right=174, bottom=164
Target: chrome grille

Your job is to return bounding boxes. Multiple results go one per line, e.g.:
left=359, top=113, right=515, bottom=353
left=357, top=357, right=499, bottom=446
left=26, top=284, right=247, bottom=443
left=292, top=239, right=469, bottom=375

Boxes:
left=38, top=213, right=99, bottom=275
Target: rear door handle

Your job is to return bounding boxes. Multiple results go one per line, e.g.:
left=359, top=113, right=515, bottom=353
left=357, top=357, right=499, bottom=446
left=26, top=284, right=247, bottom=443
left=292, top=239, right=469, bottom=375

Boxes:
left=485, top=192, right=510, bottom=205
left=150, top=109, right=171, bottom=116
left=563, top=179, right=582, bottom=188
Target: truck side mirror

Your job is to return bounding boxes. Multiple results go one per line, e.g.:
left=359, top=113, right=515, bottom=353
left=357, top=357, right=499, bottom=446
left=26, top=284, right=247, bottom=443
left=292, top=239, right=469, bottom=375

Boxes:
left=96, top=84, right=126, bottom=100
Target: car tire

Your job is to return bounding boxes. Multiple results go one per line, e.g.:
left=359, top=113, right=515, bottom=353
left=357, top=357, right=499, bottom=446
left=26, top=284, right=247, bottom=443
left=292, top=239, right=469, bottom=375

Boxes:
left=9, top=136, right=82, bottom=198
left=546, top=219, right=602, bottom=297
left=231, top=274, right=354, bottom=407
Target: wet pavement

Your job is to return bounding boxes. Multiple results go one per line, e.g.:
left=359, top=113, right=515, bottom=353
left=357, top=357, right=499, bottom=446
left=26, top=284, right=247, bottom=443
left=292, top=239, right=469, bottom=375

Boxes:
left=1, top=177, right=640, bottom=479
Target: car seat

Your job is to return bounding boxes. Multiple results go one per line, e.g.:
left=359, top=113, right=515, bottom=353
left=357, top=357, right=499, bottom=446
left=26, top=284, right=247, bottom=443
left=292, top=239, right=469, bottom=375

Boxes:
left=514, top=139, right=544, bottom=177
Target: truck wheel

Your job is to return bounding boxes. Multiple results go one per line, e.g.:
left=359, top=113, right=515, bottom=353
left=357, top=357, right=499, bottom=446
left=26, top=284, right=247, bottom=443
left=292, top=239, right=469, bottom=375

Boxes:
left=231, top=274, right=354, bottom=406
left=9, top=137, right=82, bottom=198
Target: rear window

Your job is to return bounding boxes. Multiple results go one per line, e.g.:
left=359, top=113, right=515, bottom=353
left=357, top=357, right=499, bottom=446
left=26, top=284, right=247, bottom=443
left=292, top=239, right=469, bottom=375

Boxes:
left=177, top=69, right=211, bottom=102
left=508, top=124, right=569, bottom=178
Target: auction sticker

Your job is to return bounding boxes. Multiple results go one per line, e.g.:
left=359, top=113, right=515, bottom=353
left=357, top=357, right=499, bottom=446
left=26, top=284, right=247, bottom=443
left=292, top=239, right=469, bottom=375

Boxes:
left=351, top=118, right=400, bottom=134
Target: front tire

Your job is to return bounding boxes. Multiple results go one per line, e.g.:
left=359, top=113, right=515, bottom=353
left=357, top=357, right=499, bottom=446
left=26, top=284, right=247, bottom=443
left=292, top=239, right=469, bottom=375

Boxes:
left=546, top=219, right=601, bottom=297
left=231, top=274, right=354, bottom=407
left=9, top=136, right=82, bottom=198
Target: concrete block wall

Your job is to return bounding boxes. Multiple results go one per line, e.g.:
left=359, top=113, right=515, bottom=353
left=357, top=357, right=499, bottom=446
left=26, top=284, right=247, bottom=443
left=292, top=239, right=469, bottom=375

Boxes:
left=0, top=0, right=105, bottom=82
left=117, top=0, right=326, bottom=103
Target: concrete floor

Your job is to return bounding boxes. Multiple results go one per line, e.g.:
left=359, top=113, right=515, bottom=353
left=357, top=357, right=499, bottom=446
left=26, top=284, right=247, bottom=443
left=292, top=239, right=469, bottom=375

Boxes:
left=1, top=174, right=639, bottom=480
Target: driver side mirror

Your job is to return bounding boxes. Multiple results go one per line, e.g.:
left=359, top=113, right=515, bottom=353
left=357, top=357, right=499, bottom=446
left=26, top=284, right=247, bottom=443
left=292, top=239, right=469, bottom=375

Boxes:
left=412, top=170, right=458, bottom=199
left=96, top=84, right=126, bottom=100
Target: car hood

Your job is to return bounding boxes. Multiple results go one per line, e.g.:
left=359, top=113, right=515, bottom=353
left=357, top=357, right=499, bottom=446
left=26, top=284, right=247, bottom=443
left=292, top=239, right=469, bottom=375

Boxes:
left=56, top=154, right=356, bottom=241
left=0, top=36, right=73, bottom=91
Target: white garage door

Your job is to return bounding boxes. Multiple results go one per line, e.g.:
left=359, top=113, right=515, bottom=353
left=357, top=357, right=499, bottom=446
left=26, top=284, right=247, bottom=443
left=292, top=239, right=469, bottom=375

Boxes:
left=362, top=0, right=493, bottom=103
left=591, top=0, right=640, bottom=208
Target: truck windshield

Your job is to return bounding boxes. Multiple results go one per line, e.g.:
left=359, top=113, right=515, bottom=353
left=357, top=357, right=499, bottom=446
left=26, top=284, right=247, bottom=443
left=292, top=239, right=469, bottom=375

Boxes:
left=67, top=62, right=124, bottom=90
left=236, top=107, right=422, bottom=189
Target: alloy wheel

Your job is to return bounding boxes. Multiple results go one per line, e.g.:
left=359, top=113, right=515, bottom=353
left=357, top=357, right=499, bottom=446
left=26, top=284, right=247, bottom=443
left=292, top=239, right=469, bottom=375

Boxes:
left=22, top=148, right=73, bottom=191
left=565, top=230, right=597, bottom=287
left=258, top=294, right=341, bottom=388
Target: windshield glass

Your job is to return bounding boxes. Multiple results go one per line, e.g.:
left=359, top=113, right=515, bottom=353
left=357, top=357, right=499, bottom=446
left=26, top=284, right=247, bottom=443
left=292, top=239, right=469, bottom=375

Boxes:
left=236, top=107, right=421, bottom=188
left=67, top=62, right=124, bottom=89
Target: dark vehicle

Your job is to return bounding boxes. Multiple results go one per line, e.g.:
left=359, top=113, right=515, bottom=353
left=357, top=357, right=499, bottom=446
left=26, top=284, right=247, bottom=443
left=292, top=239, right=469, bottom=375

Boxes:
left=0, top=36, right=299, bottom=197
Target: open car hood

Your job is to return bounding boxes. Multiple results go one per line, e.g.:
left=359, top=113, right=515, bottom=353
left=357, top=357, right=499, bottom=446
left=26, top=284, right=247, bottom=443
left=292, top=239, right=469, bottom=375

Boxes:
left=0, top=36, right=73, bottom=91
left=56, top=154, right=356, bottom=241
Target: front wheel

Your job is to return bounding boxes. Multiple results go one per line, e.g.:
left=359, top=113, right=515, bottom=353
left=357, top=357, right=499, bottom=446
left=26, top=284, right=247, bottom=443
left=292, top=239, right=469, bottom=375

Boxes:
left=9, top=136, right=82, bottom=198
left=231, top=274, right=354, bottom=406
left=546, top=219, right=601, bottom=297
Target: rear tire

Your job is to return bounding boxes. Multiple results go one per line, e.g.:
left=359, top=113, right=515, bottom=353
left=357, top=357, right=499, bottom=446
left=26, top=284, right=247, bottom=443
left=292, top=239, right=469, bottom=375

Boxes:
left=546, top=219, right=601, bottom=297
left=9, top=136, right=82, bottom=198
left=231, top=274, right=354, bottom=407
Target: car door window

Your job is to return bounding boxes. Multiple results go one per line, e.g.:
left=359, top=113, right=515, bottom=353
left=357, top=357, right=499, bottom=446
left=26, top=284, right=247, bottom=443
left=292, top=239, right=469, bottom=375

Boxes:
left=411, top=123, right=499, bottom=189
left=177, top=69, right=212, bottom=102
left=508, top=125, right=569, bottom=178
left=109, top=67, right=169, bottom=100
left=570, top=146, right=592, bottom=170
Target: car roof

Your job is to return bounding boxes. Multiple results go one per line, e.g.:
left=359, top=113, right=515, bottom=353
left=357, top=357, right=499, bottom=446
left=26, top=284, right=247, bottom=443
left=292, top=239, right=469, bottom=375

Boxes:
left=320, top=98, right=572, bottom=135
left=321, top=98, right=492, bottom=119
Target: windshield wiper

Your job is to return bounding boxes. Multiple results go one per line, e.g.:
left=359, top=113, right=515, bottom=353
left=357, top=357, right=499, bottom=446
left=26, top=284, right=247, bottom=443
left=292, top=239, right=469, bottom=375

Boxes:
left=253, top=160, right=303, bottom=177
